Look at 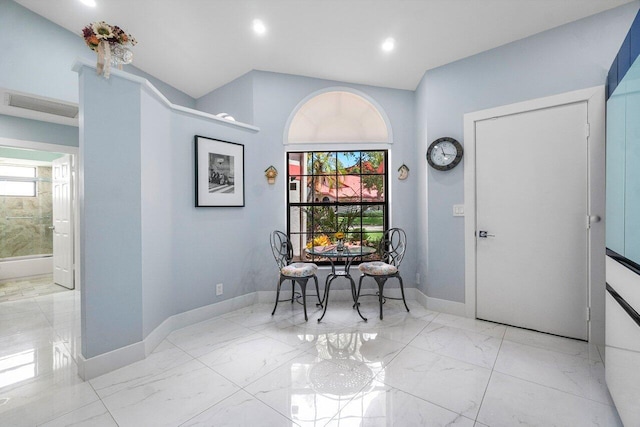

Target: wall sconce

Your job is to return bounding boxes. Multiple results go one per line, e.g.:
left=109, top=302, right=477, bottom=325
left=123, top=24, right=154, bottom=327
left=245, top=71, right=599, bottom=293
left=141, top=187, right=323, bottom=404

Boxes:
left=265, top=166, right=278, bottom=184
left=398, top=164, right=409, bottom=180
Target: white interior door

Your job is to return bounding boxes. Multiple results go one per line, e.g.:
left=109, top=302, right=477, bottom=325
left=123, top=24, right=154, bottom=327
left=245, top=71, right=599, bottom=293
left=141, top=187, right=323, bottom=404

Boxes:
left=475, top=102, right=588, bottom=340
left=52, top=154, right=73, bottom=289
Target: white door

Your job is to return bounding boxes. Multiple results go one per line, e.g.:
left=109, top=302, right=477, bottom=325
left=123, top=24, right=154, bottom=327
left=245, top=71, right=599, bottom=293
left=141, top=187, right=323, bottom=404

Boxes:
left=475, top=102, right=588, bottom=340
left=52, top=154, right=74, bottom=289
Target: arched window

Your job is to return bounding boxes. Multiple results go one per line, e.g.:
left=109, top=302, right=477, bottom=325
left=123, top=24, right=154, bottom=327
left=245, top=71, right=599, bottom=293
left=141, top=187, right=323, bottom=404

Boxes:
left=285, top=89, right=392, bottom=144
left=285, top=89, right=390, bottom=263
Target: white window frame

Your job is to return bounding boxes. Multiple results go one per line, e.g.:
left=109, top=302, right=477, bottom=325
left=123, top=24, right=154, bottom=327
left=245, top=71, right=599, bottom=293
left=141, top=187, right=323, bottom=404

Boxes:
left=0, top=165, right=37, bottom=197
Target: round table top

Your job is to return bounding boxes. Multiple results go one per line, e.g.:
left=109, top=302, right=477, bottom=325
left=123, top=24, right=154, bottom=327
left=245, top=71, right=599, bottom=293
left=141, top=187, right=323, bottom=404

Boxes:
left=306, top=245, right=376, bottom=258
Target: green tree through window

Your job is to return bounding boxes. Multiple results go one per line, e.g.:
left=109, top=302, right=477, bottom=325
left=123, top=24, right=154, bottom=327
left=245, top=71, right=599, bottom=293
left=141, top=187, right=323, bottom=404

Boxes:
left=287, top=150, right=388, bottom=264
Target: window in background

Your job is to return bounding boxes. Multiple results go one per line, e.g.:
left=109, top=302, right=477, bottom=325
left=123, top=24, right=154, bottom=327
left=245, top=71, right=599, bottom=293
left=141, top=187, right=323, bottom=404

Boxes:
left=287, top=150, right=388, bottom=264
left=0, top=165, right=36, bottom=197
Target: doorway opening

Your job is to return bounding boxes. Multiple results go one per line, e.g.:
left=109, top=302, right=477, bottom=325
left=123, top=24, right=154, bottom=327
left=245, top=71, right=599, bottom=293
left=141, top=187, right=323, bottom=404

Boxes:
left=0, top=140, right=78, bottom=300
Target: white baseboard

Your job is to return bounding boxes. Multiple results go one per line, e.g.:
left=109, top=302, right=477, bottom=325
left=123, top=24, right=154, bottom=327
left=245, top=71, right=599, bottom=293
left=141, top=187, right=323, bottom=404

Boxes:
left=413, top=288, right=467, bottom=317
left=77, top=341, right=145, bottom=381
left=143, top=316, right=177, bottom=356
left=78, top=288, right=467, bottom=380
left=170, top=292, right=257, bottom=331
left=78, top=292, right=258, bottom=380
left=412, top=287, right=428, bottom=308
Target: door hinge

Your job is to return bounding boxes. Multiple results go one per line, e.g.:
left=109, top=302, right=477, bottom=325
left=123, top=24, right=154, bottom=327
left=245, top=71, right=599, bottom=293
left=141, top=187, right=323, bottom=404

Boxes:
left=585, top=123, right=590, bottom=139
left=587, top=307, right=591, bottom=322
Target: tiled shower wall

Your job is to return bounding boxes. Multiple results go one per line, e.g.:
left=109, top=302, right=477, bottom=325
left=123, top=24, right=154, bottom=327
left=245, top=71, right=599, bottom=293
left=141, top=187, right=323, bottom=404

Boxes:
left=0, top=166, right=53, bottom=259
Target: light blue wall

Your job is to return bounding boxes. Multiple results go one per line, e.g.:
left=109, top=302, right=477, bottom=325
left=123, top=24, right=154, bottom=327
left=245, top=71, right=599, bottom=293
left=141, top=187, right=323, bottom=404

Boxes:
left=140, top=90, right=174, bottom=336
left=18, top=0, right=640, bottom=359
left=5, top=0, right=419, bottom=345
left=169, top=114, right=258, bottom=315
left=196, top=70, right=417, bottom=299
left=196, top=72, right=254, bottom=124
left=124, top=65, right=196, bottom=109
left=1, top=0, right=93, bottom=103
left=79, top=64, right=259, bottom=356
left=79, top=67, right=143, bottom=358
left=0, top=0, right=195, bottom=107
left=78, top=62, right=416, bottom=361
left=416, top=2, right=639, bottom=302
left=0, top=114, right=78, bottom=147
left=1, top=0, right=74, bottom=148
left=243, top=71, right=417, bottom=292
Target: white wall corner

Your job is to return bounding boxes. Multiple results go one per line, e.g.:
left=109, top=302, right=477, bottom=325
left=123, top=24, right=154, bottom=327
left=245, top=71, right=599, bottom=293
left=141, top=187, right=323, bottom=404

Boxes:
left=77, top=341, right=145, bottom=381
left=413, top=288, right=466, bottom=317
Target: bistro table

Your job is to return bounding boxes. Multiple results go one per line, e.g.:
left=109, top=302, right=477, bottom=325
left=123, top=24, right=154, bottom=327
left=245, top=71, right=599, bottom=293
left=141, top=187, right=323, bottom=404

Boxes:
left=306, top=245, right=376, bottom=322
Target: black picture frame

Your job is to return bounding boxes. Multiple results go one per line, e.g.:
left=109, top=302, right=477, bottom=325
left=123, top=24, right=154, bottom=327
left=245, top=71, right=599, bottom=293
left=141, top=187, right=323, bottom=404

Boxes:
left=195, top=135, right=245, bottom=207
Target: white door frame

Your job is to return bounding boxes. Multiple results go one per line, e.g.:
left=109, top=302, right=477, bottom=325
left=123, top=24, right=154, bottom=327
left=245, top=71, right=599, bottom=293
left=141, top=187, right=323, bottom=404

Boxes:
left=0, top=137, right=81, bottom=291
left=463, top=86, right=606, bottom=343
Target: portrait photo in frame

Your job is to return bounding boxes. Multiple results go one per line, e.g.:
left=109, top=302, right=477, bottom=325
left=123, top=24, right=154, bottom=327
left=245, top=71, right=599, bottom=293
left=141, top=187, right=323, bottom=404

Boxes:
left=195, top=135, right=245, bottom=207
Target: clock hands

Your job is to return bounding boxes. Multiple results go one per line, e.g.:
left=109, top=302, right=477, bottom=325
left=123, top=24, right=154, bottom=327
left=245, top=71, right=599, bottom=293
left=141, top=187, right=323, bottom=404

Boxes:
left=440, top=145, right=454, bottom=160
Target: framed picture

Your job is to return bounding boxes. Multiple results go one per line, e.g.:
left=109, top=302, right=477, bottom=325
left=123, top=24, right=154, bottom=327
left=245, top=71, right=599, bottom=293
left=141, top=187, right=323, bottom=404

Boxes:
left=195, top=135, right=245, bottom=207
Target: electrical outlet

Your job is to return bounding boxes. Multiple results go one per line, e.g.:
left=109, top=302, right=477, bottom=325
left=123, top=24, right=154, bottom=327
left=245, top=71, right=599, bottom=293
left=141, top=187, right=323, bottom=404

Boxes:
left=216, top=283, right=223, bottom=296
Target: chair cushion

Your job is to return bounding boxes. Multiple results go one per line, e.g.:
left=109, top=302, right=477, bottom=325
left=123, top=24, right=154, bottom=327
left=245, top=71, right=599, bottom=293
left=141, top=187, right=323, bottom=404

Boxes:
left=282, top=262, right=318, bottom=277
left=358, top=261, right=398, bottom=276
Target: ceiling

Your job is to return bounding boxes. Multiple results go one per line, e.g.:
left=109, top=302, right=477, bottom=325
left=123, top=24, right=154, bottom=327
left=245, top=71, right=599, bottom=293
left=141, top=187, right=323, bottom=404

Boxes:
left=15, top=0, right=635, bottom=99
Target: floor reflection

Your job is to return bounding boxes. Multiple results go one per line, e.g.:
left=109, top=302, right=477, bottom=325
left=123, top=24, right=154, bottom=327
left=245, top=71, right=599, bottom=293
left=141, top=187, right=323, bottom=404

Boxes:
left=288, top=331, right=390, bottom=425
left=0, top=341, right=73, bottom=389
left=0, top=349, right=37, bottom=389
left=0, top=298, right=620, bottom=426
left=0, top=281, right=80, bottom=394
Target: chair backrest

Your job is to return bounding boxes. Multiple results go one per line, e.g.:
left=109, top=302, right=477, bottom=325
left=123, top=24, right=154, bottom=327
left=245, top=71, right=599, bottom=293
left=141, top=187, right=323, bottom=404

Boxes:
left=271, top=230, right=293, bottom=269
left=380, top=228, right=406, bottom=267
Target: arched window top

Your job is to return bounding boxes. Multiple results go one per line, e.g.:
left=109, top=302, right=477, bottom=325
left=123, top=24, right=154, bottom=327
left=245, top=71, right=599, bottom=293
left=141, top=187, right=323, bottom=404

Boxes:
left=285, top=89, right=391, bottom=144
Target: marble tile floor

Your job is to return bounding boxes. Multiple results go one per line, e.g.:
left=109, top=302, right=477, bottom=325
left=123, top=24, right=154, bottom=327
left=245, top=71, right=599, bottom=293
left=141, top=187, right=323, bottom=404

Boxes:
left=0, top=274, right=69, bottom=303
left=0, top=295, right=622, bottom=426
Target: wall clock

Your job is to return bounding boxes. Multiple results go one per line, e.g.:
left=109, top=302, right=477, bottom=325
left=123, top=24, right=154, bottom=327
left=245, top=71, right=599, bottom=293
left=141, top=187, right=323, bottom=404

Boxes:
left=426, top=137, right=463, bottom=171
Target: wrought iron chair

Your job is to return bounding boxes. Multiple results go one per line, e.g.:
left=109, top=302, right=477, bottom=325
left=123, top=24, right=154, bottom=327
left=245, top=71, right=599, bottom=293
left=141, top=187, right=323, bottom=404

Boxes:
left=355, top=228, right=409, bottom=320
left=270, top=230, right=322, bottom=321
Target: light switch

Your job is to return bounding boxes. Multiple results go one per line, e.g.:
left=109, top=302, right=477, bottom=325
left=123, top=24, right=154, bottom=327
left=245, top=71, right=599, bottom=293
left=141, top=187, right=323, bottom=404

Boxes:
left=453, top=204, right=464, bottom=217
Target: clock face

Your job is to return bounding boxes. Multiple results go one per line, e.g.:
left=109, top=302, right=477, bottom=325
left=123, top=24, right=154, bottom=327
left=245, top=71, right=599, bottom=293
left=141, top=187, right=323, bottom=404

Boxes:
left=427, top=137, right=463, bottom=171
left=430, top=141, right=457, bottom=166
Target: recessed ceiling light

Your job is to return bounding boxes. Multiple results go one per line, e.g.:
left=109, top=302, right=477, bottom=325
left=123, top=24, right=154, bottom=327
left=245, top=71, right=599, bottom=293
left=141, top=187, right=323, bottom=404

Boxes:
left=252, top=19, right=266, bottom=35
left=381, top=37, right=395, bottom=52
left=79, top=0, right=96, bottom=7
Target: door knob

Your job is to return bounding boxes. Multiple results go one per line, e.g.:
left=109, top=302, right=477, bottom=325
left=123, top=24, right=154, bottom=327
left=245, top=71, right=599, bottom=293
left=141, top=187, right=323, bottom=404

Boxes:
left=478, top=230, right=495, bottom=238
left=588, top=215, right=601, bottom=224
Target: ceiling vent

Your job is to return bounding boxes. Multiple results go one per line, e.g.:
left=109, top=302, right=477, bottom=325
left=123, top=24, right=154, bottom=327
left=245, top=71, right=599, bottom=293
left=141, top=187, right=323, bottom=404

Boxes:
left=5, top=93, right=78, bottom=118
